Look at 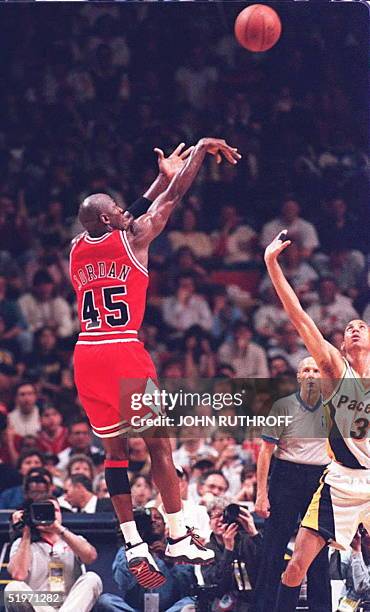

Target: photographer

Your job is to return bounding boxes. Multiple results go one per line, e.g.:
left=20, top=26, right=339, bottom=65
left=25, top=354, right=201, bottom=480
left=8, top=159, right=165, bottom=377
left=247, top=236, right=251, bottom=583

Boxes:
left=201, top=499, right=262, bottom=612
left=96, top=508, right=196, bottom=612
left=5, top=498, right=102, bottom=612
left=338, top=527, right=370, bottom=609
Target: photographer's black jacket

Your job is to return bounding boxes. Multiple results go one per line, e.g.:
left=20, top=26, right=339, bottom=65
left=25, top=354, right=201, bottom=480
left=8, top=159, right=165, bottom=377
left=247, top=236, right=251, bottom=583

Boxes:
left=202, top=531, right=263, bottom=599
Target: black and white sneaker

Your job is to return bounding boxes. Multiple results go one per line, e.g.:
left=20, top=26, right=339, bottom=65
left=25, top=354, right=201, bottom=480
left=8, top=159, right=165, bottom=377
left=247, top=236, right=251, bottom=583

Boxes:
left=126, top=541, right=166, bottom=589
left=165, top=528, right=215, bottom=565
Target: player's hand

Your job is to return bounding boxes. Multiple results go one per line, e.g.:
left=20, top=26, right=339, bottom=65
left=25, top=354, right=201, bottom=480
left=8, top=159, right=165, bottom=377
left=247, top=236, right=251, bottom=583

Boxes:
left=255, top=494, right=271, bottom=518
left=198, top=138, right=242, bottom=165
left=154, top=142, right=194, bottom=181
left=222, top=522, right=238, bottom=551
left=264, top=230, right=291, bottom=264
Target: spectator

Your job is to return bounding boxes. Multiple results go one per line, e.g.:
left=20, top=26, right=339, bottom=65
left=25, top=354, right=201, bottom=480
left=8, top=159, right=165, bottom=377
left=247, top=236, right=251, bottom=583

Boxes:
left=212, top=204, right=257, bottom=266
left=199, top=470, right=230, bottom=506
left=172, top=425, right=214, bottom=470
left=162, top=274, right=213, bottom=334
left=8, top=383, right=40, bottom=438
left=168, top=209, right=213, bottom=260
left=93, top=473, right=109, bottom=499
left=0, top=409, right=22, bottom=468
left=318, top=197, right=365, bottom=256
left=0, top=450, right=44, bottom=509
left=18, top=270, right=74, bottom=339
left=260, top=198, right=319, bottom=259
left=25, top=327, right=64, bottom=394
left=62, top=474, right=113, bottom=513
left=5, top=498, right=102, bottom=612
left=268, top=355, right=294, bottom=378
left=182, top=325, right=216, bottom=378
left=175, top=45, right=218, bottom=111
left=218, top=322, right=269, bottom=378
left=67, top=454, right=95, bottom=480
left=306, top=277, right=359, bottom=336
left=315, top=248, right=365, bottom=299
left=165, top=246, right=207, bottom=295
left=341, top=527, right=370, bottom=604
left=96, top=508, right=196, bottom=612
left=130, top=475, right=154, bottom=508
left=267, top=321, right=308, bottom=371
left=0, top=276, right=31, bottom=356
left=128, top=438, right=151, bottom=476
left=253, top=287, right=289, bottom=346
left=57, top=418, right=104, bottom=472
left=37, top=405, right=69, bottom=455
left=211, top=287, right=244, bottom=344
left=233, top=466, right=257, bottom=508
left=202, top=499, right=263, bottom=611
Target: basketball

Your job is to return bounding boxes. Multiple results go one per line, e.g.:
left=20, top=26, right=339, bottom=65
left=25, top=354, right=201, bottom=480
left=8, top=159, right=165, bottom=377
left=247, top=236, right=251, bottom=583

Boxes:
left=234, top=5, right=282, bottom=52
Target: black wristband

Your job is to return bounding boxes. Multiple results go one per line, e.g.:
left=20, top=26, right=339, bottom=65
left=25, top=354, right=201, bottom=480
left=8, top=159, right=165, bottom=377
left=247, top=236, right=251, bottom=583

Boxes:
left=126, top=196, right=152, bottom=219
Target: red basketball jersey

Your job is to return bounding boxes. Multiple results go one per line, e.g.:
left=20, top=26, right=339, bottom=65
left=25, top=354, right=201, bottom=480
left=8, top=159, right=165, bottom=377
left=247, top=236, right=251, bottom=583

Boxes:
left=70, top=230, right=148, bottom=344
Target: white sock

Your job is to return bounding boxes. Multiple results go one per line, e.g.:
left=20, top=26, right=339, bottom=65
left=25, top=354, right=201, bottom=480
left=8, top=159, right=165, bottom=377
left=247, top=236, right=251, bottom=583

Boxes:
left=167, top=510, right=187, bottom=539
left=120, top=521, right=142, bottom=546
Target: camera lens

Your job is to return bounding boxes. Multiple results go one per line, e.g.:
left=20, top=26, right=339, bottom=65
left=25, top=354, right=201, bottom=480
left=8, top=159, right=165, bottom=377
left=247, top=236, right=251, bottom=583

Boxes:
left=222, top=503, right=241, bottom=525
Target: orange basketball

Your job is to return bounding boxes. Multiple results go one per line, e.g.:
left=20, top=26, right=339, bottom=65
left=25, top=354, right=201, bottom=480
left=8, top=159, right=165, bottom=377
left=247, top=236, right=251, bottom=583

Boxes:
left=234, top=5, right=282, bottom=52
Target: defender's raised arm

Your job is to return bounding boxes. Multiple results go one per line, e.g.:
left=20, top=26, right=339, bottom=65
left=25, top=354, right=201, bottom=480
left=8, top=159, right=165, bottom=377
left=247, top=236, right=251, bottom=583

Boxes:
left=264, top=231, right=343, bottom=378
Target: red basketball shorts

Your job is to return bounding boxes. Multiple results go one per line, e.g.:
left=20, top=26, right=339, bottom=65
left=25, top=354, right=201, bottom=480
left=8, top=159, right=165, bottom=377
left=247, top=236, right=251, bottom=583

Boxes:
left=74, top=341, right=162, bottom=437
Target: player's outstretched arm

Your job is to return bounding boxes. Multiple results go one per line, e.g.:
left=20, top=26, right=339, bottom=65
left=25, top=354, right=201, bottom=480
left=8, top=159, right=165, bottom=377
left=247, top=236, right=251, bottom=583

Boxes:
left=126, top=143, right=194, bottom=219
left=264, top=231, right=343, bottom=377
left=131, top=138, right=241, bottom=244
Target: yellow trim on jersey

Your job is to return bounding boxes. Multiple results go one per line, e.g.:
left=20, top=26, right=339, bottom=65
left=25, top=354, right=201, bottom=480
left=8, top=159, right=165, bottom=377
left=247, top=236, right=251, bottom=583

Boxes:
left=301, top=469, right=328, bottom=532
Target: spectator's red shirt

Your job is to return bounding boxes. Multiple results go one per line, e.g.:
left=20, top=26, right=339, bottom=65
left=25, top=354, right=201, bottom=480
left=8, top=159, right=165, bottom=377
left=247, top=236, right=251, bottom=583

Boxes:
left=37, top=427, right=69, bottom=455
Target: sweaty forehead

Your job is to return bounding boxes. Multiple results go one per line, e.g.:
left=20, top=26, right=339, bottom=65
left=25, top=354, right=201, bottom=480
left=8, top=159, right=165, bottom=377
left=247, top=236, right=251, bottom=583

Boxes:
left=345, top=319, right=368, bottom=331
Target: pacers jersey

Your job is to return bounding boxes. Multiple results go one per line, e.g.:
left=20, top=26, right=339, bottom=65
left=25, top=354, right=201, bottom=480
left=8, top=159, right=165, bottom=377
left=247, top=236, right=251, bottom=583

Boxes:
left=326, top=359, right=370, bottom=470
left=70, top=230, right=148, bottom=344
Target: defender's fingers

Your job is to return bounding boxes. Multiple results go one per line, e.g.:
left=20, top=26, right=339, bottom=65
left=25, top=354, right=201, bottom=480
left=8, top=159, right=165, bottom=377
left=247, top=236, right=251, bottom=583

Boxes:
left=277, top=230, right=288, bottom=242
left=180, top=146, right=194, bottom=160
left=172, top=142, right=186, bottom=156
left=278, top=240, right=292, bottom=253
left=154, top=148, right=165, bottom=159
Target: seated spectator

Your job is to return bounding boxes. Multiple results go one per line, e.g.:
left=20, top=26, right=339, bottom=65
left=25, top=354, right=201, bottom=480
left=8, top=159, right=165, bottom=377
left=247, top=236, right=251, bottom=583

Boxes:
left=306, top=277, right=359, bottom=336
left=25, top=327, right=64, bottom=395
left=268, top=355, right=294, bottom=378
left=0, top=409, right=22, bottom=468
left=202, top=499, right=262, bottom=611
left=18, top=269, right=74, bottom=339
left=155, top=465, right=211, bottom=543
left=253, top=287, right=289, bottom=346
left=211, top=287, right=244, bottom=344
left=58, top=454, right=95, bottom=511
left=57, top=417, right=104, bottom=472
left=212, top=204, right=257, bottom=266
left=318, top=196, right=365, bottom=256
left=218, top=322, right=269, bottom=378
left=233, top=466, right=257, bottom=509
left=96, top=507, right=196, bottom=612
left=267, top=321, right=308, bottom=371
left=37, top=405, right=69, bottom=455
left=62, top=474, right=113, bottom=513
left=187, top=459, right=216, bottom=504
left=172, top=425, right=214, bottom=470
left=94, top=473, right=109, bottom=499
left=0, top=450, right=44, bottom=509
left=8, top=382, right=40, bottom=438
left=182, top=325, right=216, bottom=378
left=211, top=430, right=251, bottom=499
left=131, top=474, right=154, bottom=508
left=260, top=198, right=319, bottom=259
left=314, top=248, right=365, bottom=299
left=199, top=470, right=230, bottom=506
left=6, top=498, right=102, bottom=612
left=128, top=438, right=151, bottom=476
left=161, top=274, right=213, bottom=334
left=165, top=246, right=207, bottom=295
left=168, top=208, right=213, bottom=260
left=0, top=275, right=31, bottom=355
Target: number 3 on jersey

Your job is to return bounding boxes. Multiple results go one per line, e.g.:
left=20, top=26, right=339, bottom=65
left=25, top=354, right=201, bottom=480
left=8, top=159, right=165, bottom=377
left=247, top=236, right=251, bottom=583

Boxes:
left=82, top=287, right=130, bottom=330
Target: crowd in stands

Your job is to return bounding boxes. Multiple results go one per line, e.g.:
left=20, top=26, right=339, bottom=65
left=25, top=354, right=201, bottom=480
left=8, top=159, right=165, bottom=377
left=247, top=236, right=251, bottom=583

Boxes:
left=0, top=4, right=369, bottom=609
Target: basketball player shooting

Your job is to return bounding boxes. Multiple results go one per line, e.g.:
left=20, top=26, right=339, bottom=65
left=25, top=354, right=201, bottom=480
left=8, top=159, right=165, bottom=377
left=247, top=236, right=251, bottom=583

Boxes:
left=70, top=138, right=241, bottom=588
left=265, top=230, right=370, bottom=612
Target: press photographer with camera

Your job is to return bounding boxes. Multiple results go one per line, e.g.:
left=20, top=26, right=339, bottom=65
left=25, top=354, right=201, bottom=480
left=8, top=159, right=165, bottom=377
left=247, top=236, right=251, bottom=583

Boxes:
left=5, top=497, right=102, bottom=612
left=336, top=526, right=370, bottom=611
left=96, top=507, right=196, bottom=612
left=201, top=499, right=262, bottom=612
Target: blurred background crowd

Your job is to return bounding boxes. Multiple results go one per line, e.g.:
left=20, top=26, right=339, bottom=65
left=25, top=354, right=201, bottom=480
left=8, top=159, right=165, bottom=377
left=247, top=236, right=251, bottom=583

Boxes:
left=0, top=3, right=368, bottom=512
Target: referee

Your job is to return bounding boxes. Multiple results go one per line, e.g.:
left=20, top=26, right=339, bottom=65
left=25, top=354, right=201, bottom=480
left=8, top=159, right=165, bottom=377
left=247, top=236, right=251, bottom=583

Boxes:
left=254, top=356, right=331, bottom=612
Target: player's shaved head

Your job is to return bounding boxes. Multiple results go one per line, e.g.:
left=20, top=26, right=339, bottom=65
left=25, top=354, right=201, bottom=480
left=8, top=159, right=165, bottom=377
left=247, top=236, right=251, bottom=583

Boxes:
left=78, top=193, right=115, bottom=233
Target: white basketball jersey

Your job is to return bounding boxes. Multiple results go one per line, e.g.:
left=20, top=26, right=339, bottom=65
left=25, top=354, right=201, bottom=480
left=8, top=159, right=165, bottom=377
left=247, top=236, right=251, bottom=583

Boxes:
left=326, top=359, right=370, bottom=470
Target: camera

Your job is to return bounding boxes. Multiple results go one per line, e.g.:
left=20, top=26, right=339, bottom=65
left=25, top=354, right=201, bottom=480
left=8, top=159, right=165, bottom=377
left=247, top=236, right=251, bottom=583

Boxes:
left=13, top=501, right=56, bottom=531
left=191, top=585, right=218, bottom=612
left=133, top=508, right=158, bottom=545
left=223, top=503, right=242, bottom=526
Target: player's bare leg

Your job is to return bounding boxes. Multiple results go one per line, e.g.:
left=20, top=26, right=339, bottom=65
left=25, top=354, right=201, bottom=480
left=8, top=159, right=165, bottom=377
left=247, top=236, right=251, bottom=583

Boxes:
left=274, top=527, right=326, bottom=612
left=102, top=435, right=166, bottom=589
left=145, top=435, right=214, bottom=565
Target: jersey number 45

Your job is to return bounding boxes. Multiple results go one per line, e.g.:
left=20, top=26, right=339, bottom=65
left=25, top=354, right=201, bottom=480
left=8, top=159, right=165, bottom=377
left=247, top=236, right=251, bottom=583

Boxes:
left=82, top=287, right=130, bottom=329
